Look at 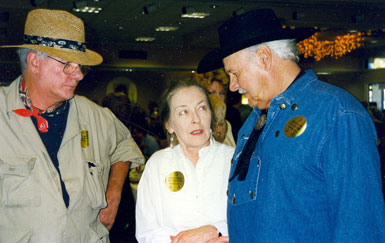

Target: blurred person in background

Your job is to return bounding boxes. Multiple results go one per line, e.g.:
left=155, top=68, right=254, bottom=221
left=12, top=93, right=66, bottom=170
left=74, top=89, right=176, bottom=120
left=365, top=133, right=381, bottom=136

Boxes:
left=209, top=94, right=235, bottom=147
left=193, top=70, right=238, bottom=145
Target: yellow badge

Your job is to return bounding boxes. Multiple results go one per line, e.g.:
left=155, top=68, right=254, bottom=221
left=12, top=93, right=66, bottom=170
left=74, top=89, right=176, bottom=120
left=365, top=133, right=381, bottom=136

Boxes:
left=284, top=116, right=307, bottom=137
left=81, top=130, right=89, bottom=148
left=165, top=171, right=184, bottom=192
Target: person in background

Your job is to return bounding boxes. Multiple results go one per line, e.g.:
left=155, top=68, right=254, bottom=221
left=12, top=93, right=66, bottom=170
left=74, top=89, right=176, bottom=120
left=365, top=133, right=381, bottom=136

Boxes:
left=193, top=70, right=237, bottom=145
left=197, top=8, right=385, bottom=242
left=128, top=105, right=160, bottom=202
left=209, top=94, right=235, bottom=147
left=101, top=92, right=143, bottom=242
left=0, top=9, right=144, bottom=242
left=136, top=80, right=234, bottom=243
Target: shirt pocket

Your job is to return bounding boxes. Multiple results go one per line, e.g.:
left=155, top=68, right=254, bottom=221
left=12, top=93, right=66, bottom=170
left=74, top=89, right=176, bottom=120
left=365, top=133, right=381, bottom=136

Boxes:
left=0, top=156, right=40, bottom=207
left=227, top=156, right=261, bottom=206
left=84, top=160, right=107, bottom=209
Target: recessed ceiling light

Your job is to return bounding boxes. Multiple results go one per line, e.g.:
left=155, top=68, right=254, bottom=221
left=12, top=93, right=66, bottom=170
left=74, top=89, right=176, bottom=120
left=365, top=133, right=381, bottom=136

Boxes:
left=155, top=26, right=179, bottom=32
left=135, top=37, right=155, bottom=42
left=181, top=12, right=210, bottom=19
left=73, top=6, right=102, bottom=13
left=317, top=72, right=331, bottom=75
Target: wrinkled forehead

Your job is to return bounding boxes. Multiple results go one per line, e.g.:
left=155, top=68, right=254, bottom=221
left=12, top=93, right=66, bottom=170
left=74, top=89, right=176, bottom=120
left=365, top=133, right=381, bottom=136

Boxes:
left=169, top=86, right=208, bottom=107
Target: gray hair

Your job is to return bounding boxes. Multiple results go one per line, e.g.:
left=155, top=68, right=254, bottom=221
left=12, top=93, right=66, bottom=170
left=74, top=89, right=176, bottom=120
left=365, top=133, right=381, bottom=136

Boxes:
left=16, top=48, right=48, bottom=74
left=245, top=39, right=299, bottom=63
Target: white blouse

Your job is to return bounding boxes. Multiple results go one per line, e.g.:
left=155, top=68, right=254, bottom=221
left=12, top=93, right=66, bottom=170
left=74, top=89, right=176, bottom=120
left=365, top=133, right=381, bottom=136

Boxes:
left=136, top=138, right=234, bottom=243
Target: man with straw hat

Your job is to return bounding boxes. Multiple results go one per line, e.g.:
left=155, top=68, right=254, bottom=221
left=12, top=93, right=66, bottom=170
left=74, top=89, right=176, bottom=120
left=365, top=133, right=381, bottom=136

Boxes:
left=0, top=9, right=144, bottom=242
left=198, top=8, right=385, bottom=242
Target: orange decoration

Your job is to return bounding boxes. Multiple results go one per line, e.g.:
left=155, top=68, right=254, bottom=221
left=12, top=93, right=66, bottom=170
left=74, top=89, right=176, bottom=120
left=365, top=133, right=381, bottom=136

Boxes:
left=297, top=32, right=365, bottom=61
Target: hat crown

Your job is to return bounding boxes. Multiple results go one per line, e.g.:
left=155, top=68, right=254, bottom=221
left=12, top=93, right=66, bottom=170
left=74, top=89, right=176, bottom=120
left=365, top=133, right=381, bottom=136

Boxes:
left=24, top=9, right=85, bottom=43
left=218, top=9, right=282, bottom=50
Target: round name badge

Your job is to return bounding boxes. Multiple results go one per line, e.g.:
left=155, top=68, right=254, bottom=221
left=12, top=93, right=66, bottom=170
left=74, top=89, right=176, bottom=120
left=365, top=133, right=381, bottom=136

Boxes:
left=165, top=171, right=184, bottom=192
left=284, top=116, right=307, bottom=137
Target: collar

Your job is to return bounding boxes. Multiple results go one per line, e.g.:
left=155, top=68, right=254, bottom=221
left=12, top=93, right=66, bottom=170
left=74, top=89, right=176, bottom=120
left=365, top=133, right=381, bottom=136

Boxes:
left=18, top=77, right=68, bottom=117
left=270, top=69, right=318, bottom=108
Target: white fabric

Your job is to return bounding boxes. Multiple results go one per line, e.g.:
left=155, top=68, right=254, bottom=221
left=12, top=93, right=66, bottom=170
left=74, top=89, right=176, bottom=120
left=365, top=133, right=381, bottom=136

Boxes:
left=136, top=138, right=234, bottom=243
left=0, top=77, right=144, bottom=243
left=222, top=120, right=236, bottom=147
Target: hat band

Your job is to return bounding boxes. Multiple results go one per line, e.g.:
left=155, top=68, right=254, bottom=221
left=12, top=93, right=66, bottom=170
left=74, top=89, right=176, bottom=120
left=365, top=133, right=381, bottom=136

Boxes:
left=24, top=34, right=86, bottom=52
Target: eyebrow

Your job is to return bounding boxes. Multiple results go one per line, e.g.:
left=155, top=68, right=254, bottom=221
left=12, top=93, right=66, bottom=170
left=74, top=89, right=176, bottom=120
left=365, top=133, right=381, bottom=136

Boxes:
left=174, top=99, right=206, bottom=110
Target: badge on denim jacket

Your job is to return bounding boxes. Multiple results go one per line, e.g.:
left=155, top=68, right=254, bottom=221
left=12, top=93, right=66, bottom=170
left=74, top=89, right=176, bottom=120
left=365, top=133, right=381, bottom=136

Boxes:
left=284, top=116, right=307, bottom=137
left=165, top=171, right=184, bottom=192
left=81, top=130, right=89, bottom=148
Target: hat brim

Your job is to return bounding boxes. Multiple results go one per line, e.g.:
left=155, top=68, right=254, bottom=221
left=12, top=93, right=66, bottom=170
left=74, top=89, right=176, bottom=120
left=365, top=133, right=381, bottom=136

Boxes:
left=1, top=44, right=102, bottom=66
left=197, top=28, right=316, bottom=74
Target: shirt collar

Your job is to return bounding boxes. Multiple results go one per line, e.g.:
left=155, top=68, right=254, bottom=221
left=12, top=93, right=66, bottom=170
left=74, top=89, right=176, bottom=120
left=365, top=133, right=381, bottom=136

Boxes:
left=18, top=77, right=68, bottom=117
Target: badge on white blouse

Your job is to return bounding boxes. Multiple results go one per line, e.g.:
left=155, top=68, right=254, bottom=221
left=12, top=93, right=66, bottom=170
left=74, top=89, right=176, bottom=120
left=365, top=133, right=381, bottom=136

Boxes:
left=165, top=171, right=184, bottom=192
left=81, top=130, right=89, bottom=148
left=284, top=116, right=307, bottom=137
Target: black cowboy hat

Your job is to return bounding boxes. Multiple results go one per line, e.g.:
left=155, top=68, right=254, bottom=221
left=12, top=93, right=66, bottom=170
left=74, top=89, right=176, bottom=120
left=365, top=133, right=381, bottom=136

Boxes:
left=197, top=9, right=316, bottom=73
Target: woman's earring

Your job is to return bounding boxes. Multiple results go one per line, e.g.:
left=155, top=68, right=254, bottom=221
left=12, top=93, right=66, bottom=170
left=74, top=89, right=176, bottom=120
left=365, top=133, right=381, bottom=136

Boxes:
left=170, top=132, right=175, bottom=148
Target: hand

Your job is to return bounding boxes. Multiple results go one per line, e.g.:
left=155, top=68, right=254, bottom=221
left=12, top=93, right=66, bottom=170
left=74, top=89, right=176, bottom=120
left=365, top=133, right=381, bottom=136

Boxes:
left=99, top=161, right=129, bottom=230
left=170, top=225, right=218, bottom=243
left=208, top=236, right=229, bottom=243
left=99, top=195, right=120, bottom=230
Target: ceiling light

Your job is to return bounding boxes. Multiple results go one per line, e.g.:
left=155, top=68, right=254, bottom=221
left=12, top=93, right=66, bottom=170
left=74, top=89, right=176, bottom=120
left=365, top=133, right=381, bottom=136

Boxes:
left=135, top=37, right=155, bottom=42
left=181, top=6, right=210, bottom=19
left=73, top=0, right=102, bottom=13
left=155, top=26, right=179, bottom=32
left=316, top=72, right=331, bottom=75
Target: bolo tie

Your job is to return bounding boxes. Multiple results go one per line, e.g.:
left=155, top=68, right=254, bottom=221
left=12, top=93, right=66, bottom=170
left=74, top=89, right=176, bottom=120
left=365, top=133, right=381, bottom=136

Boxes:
left=229, top=109, right=267, bottom=181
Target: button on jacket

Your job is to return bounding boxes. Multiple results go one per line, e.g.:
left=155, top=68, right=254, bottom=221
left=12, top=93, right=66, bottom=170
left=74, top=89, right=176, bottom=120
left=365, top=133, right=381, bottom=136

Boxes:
left=228, top=69, right=385, bottom=242
left=136, top=138, right=234, bottom=243
left=0, top=76, right=144, bottom=243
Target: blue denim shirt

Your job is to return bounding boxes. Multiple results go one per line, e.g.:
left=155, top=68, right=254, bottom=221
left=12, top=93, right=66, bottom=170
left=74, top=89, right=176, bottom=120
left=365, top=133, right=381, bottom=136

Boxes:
left=227, top=69, right=385, bottom=242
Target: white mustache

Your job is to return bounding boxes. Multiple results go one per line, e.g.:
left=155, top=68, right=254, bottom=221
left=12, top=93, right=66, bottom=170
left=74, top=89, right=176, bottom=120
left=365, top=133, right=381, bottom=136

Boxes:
left=238, top=88, right=247, bottom=94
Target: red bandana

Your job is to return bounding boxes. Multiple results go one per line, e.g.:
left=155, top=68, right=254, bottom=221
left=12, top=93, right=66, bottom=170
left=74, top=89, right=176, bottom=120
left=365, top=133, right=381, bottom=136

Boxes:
left=12, top=78, right=49, bottom=133
left=13, top=107, right=48, bottom=133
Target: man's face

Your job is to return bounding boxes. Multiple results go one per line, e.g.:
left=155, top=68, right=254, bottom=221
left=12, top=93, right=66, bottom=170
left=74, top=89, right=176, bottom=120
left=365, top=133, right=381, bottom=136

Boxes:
left=36, top=55, right=84, bottom=104
left=223, top=48, right=273, bottom=109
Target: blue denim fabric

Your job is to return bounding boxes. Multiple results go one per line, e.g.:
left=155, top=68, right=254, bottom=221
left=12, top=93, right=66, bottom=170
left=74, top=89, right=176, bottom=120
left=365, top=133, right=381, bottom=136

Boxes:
left=228, top=69, right=385, bottom=242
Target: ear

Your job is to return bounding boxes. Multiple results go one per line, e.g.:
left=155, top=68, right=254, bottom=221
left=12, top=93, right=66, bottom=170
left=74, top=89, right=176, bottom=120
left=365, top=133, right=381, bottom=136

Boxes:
left=256, top=45, right=272, bottom=71
left=164, top=121, right=174, bottom=134
left=26, top=52, right=41, bottom=74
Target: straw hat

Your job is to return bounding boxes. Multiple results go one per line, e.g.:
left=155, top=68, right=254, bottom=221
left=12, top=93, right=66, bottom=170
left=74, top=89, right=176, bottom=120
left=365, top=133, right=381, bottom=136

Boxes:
left=1, top=8, right=102, bottom=66
left=197, top=9, right=316, bottom=73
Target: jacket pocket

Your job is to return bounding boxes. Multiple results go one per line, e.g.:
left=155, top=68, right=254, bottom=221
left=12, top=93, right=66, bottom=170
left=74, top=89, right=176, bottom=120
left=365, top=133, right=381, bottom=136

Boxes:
left=0, top=228, right=32, bottom=243
left=86, top=220, right=109, bottom=243
left=0, top=156, right=40, bottom=207
left=84, top=161, right=107, bottom=209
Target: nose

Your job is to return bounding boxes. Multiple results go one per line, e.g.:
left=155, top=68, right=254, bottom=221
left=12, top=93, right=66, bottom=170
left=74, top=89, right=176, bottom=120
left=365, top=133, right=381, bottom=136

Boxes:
left=229, top=75, right=239, bottom=92
left=192, top=111, right=201, bottom=124
left=72, top=66, right=84, bottom=81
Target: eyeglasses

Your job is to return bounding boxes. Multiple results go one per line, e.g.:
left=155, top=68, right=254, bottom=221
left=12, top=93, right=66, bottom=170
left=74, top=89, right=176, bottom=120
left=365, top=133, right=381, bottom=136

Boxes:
left=47, top=56, right=91, bottom=75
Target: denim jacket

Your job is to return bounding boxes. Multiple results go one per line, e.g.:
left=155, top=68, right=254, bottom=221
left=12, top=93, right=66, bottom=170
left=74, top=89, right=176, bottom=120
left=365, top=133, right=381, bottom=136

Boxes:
left=227, top=69, right=385, bottom=242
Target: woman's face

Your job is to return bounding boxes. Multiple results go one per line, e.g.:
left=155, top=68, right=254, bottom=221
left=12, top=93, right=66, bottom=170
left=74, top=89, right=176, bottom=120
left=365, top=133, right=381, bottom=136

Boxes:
left=207, top=80, right=226, bottom=102
left=166, top=86, right=212, bottom=151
